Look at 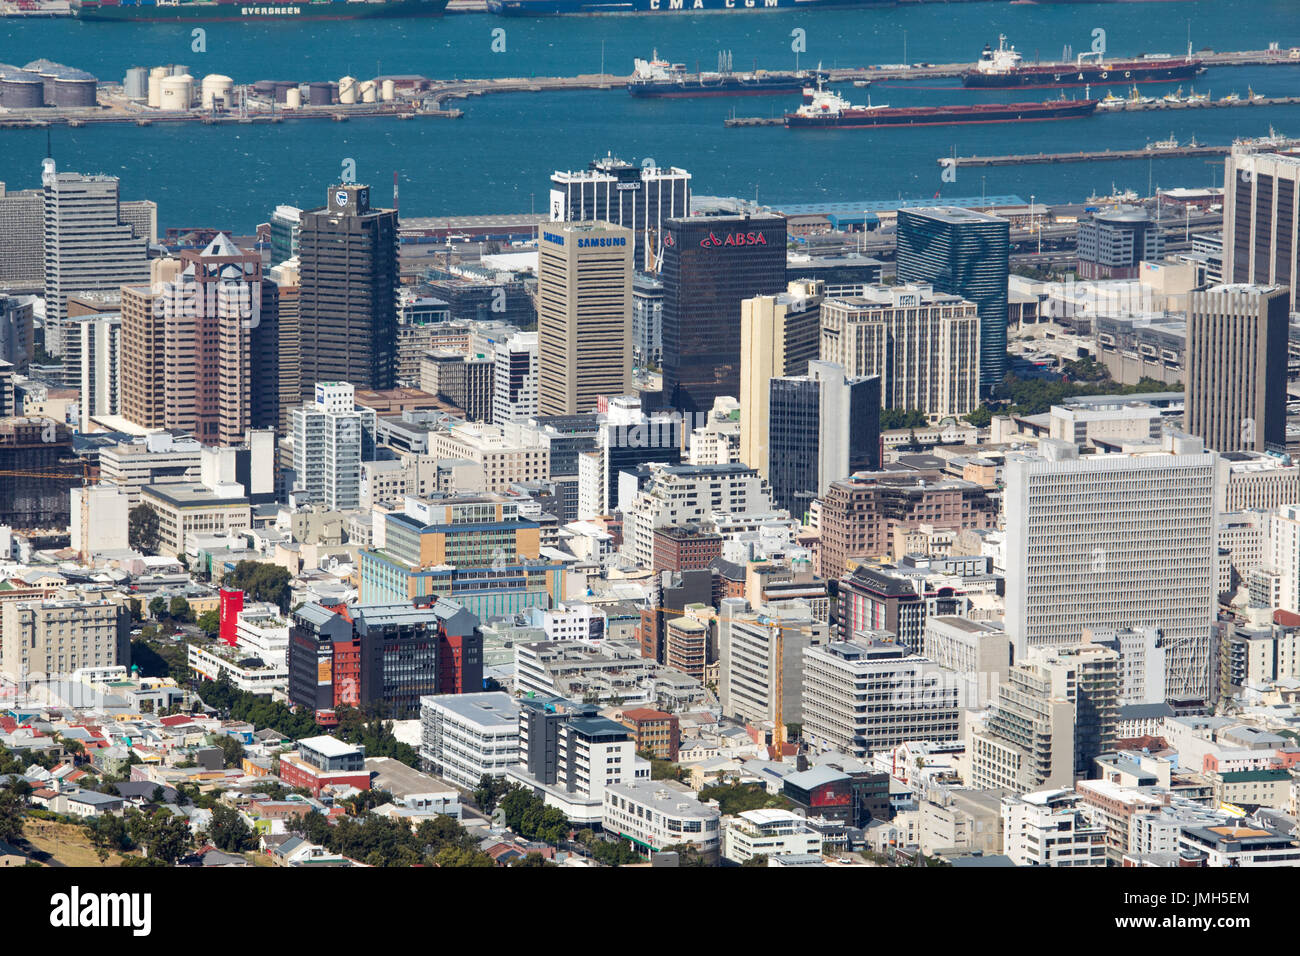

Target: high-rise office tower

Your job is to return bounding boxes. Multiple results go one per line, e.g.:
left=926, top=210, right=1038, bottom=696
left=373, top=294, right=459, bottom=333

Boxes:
left=41, top=163, right=149, bottom=357
left=1223, top=147, right=1299, bottom=311
left=298, top=184, right=398, bottom=399
left=120, top=258, right=182, bottom=432
left=269, top=204, right=303, bottom=267
left=1003, top=434, right=1217, bottom=701
left=896, top=207, right=1008, bottom=395
left=291, top=381, right=376, bottom=511
left=739, top=280, right=822, bottom=477
left=270, top=258, right=301, bottom=436
left=767, top=360, right=881, bottom=521
left=537, top=221, right=633, bottom=416
left=661, top=213, right=787, bottom=417
left=493, top=331, right=539, bottom=424
left=66, top=311, right=121, bottom=431
left=1185, top=283, right=1289, bottom=455
left=0, top=181, right=45, bottom=288
left=549, top=155, right=691, bottom=271
left=155, top=235, right=279, bottom=445
left=820, top=283, right=980, bottom=420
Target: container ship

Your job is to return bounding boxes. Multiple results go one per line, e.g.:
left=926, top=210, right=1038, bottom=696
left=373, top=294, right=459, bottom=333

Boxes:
left=488, top=0, right=889, bottom=16
left=786, top=85, right=1098, bottom=129
left=71, top=0, right=448, bottom=21
left=962, top=35, right=1204, bottom=89
left=627, top=50, right=828, bottom=98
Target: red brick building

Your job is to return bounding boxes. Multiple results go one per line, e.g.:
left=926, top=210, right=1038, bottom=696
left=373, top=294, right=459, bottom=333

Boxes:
left=652, top=526, right=723, bottom=574
left=617, top=708, right=681, bottom=761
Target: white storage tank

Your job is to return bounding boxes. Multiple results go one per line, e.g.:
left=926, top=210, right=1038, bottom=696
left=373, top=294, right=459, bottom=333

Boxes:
left=200, top=74, right=234, bottom=109
left=338, top=75, right=357, bottom=104
left=359, top=79, right=376, bottom=103
left=147, top=66, right=169, bottom=108
left=124, top=66, right=148, bottom=102
left=284, top=86, right=301, bottom=109
left=381, top=79, right=395, bottom=101
left=159, top=73, right=194, bottom=110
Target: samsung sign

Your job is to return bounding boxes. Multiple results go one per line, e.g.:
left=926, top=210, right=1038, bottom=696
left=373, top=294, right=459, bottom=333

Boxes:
left=542, top=231, right=565, bottom=245
left=578, top=236, right=626, bottom=248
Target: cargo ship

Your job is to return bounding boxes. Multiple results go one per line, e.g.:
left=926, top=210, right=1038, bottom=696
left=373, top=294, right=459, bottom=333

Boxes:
left=627, top=50, right=828, bottom=98
left=962, top=35, right=1204, bottom=89
left=71, top=0, right=448, bottom=21
left=786, top=85, right=1098, bottom=129
left=487, top=0, right=889, bottom=16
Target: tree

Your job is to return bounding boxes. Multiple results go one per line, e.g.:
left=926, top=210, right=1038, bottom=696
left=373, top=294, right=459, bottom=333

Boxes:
left=223, top=561, right=292, bottom=612
left=696, top=782, right=791, bottom=816
left=512, top=852, right=556, bottom=867
left=129, top=504, right=160, bottom=554
left=208, top=804, right=256, bottom=853
left=196, top=609, right=221, bottom=639
left=741, top=853, right=769, bottom=867
left=472, top=774, right=512, bottom=814
left=148, top=596, right=168, bottom=621
left=963, top=406, right=993, bottom=428
left=168, top=596, right=193, bottom=623
left=0, top=787, right=24, bottom=843
left=589, top=836, right=641, bottom=867
left=879, top=408, right=928, bottom=431
left=215, top=735, right=245, bottom=769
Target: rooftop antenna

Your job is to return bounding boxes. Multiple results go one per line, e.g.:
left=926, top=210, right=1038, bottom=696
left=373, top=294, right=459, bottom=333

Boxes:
left=46, top=128, right=52, bottom=159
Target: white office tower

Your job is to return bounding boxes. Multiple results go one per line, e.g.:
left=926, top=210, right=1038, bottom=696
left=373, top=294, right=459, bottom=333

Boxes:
left=1003, top=433, right=1217, bottom=701
left=492, top=331, right=539, bottom=424
left=42, top=165, right=149, bottom=357
left=67, top=311, right=122, bottom=431
left=290, top=381, right=375, bottom=511
left=1261, top=504, right=1300, bottom=615
left=718, top=598, right=828, bottom=731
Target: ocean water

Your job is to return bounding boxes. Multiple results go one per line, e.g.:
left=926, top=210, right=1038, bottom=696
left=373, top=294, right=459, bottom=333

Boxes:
left=0, top=1, right=1297, bottom=227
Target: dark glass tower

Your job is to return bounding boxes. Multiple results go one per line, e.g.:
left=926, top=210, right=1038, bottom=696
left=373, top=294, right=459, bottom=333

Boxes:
left=896, top=207, right=1009, bottom=395
left=661, top=213, right=787, bottom=417
left=767, top=361, right=880, bottom=521
left=298, top=184, right=398, bottom=399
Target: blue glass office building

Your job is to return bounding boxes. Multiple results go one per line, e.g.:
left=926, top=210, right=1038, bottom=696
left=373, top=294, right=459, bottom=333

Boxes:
left=896, top=207, right=1009, bottom=395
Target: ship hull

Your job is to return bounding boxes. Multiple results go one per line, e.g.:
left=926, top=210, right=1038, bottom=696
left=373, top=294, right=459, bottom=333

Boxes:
left=962, top=61, right=1203, bottom=88
left=629, top=78, right=808, bottom=97
left=787, top=101, right=1097, bottom=128
left=73, top=0, right=447, bottom=20
left=489, top=0, right=890, bottom=15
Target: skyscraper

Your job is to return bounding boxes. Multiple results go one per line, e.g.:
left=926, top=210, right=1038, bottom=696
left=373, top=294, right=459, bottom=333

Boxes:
left=537, top=221, right=633, bottom=416
left=1223, top=147, right=1299, bottom=311
left=549, top=155, right=691, bottom=271
left=1184, top=283, right=1289, bottom=454
left=291, top=381, right=376, bottom=511
left=767, top=360, right=881, bottom=521
left=492, top=330, right=539, bottom=424
left=819, top=283, right=980, bottom=420
left=896, top=207, right=1008, bottom=395
left=120, top=258, right=181, bottom=432
left=739, top=280, right=822, bottom=477
left=1003, top=434, right=1217, bottom=701
left=298, top=184, right=398, bottom=399
left=661, top=213, right=787, bottom=417
left=42, top=163, right=149, bottom=358
left=153, top=235, right=279, bottom=445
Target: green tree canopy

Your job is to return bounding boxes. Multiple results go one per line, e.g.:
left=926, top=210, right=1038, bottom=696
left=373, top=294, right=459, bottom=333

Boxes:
left=224, top=561, right=292, bottom=612
left=129, top=504, right=160, bottom=554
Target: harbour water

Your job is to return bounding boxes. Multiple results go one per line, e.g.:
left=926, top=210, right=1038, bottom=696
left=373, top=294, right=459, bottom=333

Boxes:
left=0, top=1, right=1297, bottom=226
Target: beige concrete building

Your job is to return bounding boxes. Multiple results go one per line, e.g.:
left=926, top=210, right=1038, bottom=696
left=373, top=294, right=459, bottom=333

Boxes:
left=819, top=283, right=979, bottom=420
left=537, top=221, right=633, bottom=415
left=1184, top=283, right=1289, bottom=454
left=120, top=257, right=181, bottom=431
left=738, top=280, right=822, bottom=478
left=1, top=598, right=130, bottom=683
left=427, top=422, right=550, bottom=494
left=140, top=482, right=252, bottom=557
